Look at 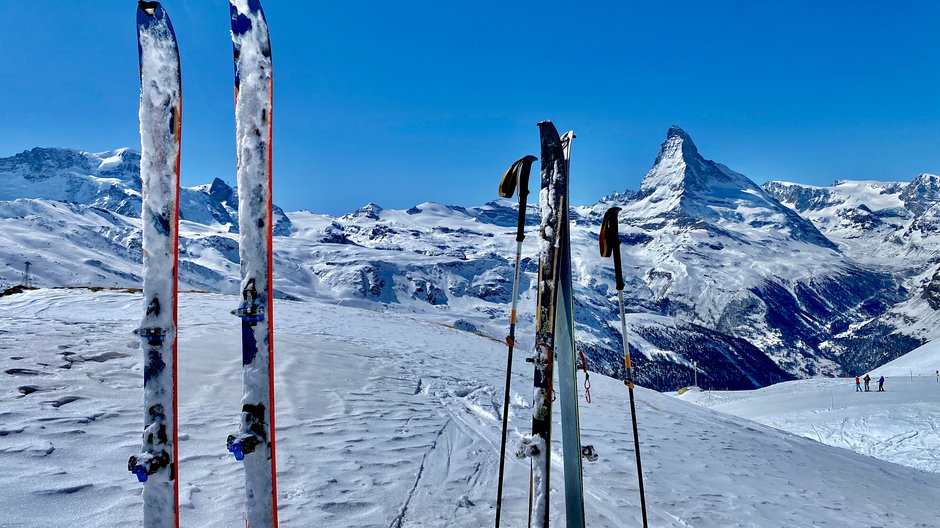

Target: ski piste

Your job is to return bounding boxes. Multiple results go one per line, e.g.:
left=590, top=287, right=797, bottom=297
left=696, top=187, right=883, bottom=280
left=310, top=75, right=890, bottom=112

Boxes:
left=552, top=130, right=589, bottom=528
left=520, top=120, right=571, bottom=528
left=495, top=154, right=537, bottom=528
left=129, top=2, right=181, bottom=527
left=224, top=1, right=278, bottom=526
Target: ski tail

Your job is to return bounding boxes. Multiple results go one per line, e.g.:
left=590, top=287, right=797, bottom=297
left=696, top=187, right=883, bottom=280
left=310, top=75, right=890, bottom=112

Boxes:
left=134, top=2, right=181, bottom=527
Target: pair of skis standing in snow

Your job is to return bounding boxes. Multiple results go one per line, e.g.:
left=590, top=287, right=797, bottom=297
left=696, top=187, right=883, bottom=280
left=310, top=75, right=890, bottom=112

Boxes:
left=494, top=123, right=648, bottom=527
left=130, top=1, right=277, bottom=527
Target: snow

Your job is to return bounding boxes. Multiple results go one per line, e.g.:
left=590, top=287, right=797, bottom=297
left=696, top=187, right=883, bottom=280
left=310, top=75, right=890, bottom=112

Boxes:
left=681, top=375, right=940, bottom=474
left=2, top=289, right=940, bottom=526
left=870, top=339, right=940, bottom=377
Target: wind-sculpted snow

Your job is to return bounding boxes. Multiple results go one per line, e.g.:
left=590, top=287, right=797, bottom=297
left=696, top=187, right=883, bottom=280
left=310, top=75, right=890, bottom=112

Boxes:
left=2, top=289, right=940, bottom=526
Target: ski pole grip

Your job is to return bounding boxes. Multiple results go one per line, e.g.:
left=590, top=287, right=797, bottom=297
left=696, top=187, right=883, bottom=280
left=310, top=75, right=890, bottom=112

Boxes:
left=515, top=193, right=527, bottom=243
left=514, top=156, right=536, bottom=243
left=613, top=245, right=625, bottom=291
left=601, top=207, right=626, bottom=291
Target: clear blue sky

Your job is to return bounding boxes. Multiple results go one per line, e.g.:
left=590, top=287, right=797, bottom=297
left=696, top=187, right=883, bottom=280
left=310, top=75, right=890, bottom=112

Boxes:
left=1, top=1, right=939, bottom=215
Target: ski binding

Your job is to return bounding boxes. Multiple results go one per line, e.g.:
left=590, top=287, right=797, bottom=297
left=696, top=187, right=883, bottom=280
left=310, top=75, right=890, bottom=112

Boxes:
left=227, top=403, right=268, bottom=461
left=581, top=445, right=598, bottom=462
left=128, top=449, right=172, bottom=482
left=134, top=327, right=166, bottom=346
left=232, top=278, right=265, bottom=324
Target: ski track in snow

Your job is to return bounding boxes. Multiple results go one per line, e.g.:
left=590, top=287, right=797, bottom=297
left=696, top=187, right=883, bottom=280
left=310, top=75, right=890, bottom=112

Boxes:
left=2, top=289, right=940, bottom=527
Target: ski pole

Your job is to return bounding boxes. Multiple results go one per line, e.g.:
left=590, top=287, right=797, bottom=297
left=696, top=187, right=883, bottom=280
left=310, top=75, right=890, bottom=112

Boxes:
left=494, top=154, right=537, bottom=528
left=600, top=206, right=649, bottom=528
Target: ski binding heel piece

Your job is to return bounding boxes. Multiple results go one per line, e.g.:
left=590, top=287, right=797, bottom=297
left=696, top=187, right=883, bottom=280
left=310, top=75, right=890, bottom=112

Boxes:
left=227, top=433, right=262, bottom=461
left=128, top=449, right=171, bottom=482
left=581, top=445, right=598, bottom=462
left=134, top=327, right=166, bottom=346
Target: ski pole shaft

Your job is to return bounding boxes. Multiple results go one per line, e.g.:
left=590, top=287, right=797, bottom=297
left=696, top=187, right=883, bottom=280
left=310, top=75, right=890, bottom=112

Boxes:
left=627, top=384, right=648, bottom=528
left=495, top=238, right=524, bottom=527
left=617, top=290, right=632, bottom=382
left=601, top=201, right=649, bottom=528
left=619, top=289, right=647, bottom=527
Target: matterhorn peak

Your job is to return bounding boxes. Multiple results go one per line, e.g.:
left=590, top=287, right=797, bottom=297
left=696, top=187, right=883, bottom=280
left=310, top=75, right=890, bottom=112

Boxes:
left=664, top=125, right=699, bottom=156
left=640, top=126, right=712, bottom=196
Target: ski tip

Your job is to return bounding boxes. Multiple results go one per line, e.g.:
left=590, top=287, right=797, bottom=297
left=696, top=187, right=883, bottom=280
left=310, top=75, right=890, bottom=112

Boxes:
left=537, top=121, right=562, bottom=144
left=136, top=0, right=178, bottom=42
left=229, top=0, right=268, bottom=35
left=138, top=1, right=160, bottom=17
left=229, top=0, right=272, bottom=61
left=137, top=1, right=164, bottom=26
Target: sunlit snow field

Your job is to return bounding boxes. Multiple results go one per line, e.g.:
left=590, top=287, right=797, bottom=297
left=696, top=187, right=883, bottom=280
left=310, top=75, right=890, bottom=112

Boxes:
left=681, top=349, right=940, bottom=473
left=1, top=289, right=939, bottom=527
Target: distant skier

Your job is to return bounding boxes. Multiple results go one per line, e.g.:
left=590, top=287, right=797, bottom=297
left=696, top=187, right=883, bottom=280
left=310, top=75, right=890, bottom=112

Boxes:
left=855, top=376, right=861, bottom=392
left=863, top=374, right=871, bottom=392
left=878, top=376, right=885, bottom=392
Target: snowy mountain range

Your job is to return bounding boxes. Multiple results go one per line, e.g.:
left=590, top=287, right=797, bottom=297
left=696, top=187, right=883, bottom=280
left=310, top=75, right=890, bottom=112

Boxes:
left=2, top=127, right=939, bottom=390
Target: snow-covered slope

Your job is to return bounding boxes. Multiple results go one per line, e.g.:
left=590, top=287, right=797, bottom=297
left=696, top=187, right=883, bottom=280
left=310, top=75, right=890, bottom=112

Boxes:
left=682, top=375, right=940, bottom=475
left=868, top=339, right=940, bottom=377
left=2, top=288, right=939, bottom=527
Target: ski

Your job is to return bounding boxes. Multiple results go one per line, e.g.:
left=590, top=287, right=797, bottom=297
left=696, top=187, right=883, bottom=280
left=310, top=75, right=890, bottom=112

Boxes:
left=129, top=2, right=182, bottom=527
left=495, top=154, right=537, bottom=527
left=553, top=130, right=588, bottom=528
left=519, top=121, right=568, bottom=528
left=225, top=1, right=278, bottom=526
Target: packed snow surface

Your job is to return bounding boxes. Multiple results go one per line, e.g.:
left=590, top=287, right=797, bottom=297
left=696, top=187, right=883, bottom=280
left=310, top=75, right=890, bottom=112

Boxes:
left=2, top=289, right=940, bottom=526
left=681, top=375, right=940, bottom=474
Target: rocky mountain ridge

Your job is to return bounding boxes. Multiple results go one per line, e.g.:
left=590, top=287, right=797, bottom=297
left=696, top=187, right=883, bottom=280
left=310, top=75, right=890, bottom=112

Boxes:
left=1, top=129, right=936, bottom=390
